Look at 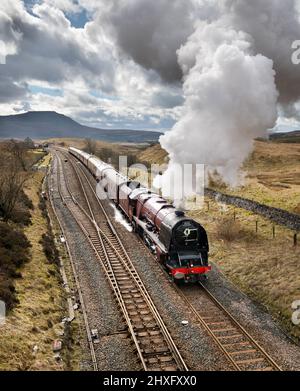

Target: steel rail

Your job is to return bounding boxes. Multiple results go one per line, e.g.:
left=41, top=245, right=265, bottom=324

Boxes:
left=172, top=280, right=282, bottom=371
left=199, top=282, right=282, bottom=371
left=50, top=153, right=99, bottom=371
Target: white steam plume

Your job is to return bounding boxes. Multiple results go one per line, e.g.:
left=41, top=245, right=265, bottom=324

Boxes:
left=158, top=22, right=278, bottom=193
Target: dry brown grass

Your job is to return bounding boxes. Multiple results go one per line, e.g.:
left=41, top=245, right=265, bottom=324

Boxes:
left=231, top=140, right=300, bottom=213
left=138, top=143, right=168, bottom=165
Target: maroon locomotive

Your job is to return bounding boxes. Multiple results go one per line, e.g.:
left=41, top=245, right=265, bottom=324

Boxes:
left=69, top=147, right=211, bottom=283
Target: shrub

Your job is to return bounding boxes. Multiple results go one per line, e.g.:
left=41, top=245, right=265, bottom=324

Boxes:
left=39, top=233, right=59, bottom=265
left=0, top=222, right=31, bottom=310
left=39, top=196, right=48, bottom=220
left=10, top=204, right=32, bottom=226
left=0, top=223, right=31, bottom=274
left=6, top=190, right=33, bottom=226
left=216, top=218, right=242, bottom=242
left=0, top=276, right=19, bottom=310
left=216, top=217, right=257, bottom=243
left=19, top=190, right=34, bottom=210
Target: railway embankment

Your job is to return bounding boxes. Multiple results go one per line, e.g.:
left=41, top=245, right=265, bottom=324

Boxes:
left=0, top=167, right=65, bottom=369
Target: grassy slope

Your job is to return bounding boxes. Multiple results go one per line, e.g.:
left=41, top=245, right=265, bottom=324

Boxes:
left=0, top=170, right=66, bottom=370
left=138, top=143, right=169, bottom=165
left=235, top=141, right=300, bottom=213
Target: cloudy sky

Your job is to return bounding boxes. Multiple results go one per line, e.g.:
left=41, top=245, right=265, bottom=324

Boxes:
left=0, top=0, right=300, bottom=132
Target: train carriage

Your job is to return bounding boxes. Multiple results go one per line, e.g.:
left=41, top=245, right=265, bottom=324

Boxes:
left=69, top=147, right=91, bottom=166
left=118, top=181, right=141, bottom=218
left=101, top=168, right=127, bottom=202
left=87, top=156, right=110, bottom=180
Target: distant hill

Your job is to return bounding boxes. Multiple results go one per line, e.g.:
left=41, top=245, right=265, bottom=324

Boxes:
left=269, top=130, right=300, bottom=143
left=0, top=111, right=162, bottom=143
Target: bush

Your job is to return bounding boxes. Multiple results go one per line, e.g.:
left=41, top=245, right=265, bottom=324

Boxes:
left=19, top=190, right=34, bottom=210
left=39, top=196, right=48, bottom=220
left=6, top=190, right=33, bottom=226
left=10, top=204, right=32, bottom=226
left=216, top=217, right=256, bottom=243
left=0, top=276, right=19, bottom=310
left=216, top=218, right=242, bottom=242
left=0, top=223, right=31, bottom=274
left=39, top=233, right=59, bottom=265
left=0, top=222, right=31, bottom=310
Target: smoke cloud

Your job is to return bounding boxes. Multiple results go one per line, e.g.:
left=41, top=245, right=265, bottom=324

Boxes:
left=97, top=0, right=218, bottom=83
left=100, top=0, right=300, bottom=113
left=222, top=0, right=300, bottom=114
left=158, top=22, right=278, bottom=190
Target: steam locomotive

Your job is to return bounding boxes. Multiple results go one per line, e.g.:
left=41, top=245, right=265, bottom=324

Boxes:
left=69, top=147, right=211, bottom=283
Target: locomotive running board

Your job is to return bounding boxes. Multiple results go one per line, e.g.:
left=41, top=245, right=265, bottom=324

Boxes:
left=132, top=217, right=167, bottom=254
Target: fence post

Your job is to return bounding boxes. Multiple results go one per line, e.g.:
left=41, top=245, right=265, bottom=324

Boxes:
left=294, top=233, right=298, bottom=247
left=272, top=225, right=276, bottom=239
left=207, top=201, right=210, bottom=212
left=233, top=209, right=236, bottom=221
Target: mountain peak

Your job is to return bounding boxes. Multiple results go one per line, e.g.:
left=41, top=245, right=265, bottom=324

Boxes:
left=22, top=110, right=70, bottom=119
left=0, top=111, right=162, bottom=143
left=22, top=110, right=61, bottom=115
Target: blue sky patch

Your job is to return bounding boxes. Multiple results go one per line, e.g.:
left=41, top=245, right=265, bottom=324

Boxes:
left=23, top=0, right=89, bottom=28
left=90, top=90, right=120, bottom=101
left=66, top=7, right=89, bottom=28
left=29, top=85, right=63, bottom=97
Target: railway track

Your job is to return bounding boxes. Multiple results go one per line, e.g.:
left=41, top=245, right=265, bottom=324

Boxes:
left=175, top=284, right=282, bottom=371
left=54, top=149, right=188, bottom=371
left=50, top=154, right=99, bottom=371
